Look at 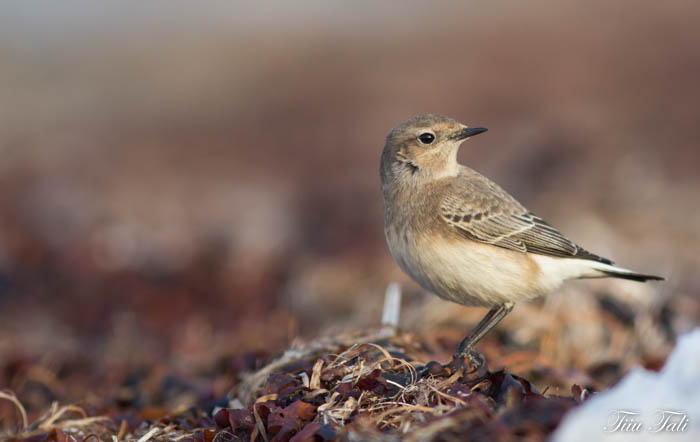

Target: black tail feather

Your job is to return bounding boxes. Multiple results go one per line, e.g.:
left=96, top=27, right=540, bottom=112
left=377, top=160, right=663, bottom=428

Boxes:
left=601, top=271, right=665, bottom=282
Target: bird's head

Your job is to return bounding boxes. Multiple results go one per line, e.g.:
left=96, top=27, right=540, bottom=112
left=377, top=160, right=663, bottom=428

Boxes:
left=380, top=114, right=487, bottom=183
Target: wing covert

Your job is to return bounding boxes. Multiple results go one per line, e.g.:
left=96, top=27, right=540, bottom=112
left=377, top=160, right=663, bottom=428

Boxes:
left=439, top=180, right=612, bottom=264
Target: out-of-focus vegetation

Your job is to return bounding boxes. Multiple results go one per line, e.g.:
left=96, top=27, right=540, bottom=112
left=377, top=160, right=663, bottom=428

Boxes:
left=0, top=1, right=698, bottom=439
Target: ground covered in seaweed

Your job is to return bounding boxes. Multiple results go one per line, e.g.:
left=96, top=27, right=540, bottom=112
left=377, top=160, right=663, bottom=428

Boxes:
left=3, top=327, right=608, bottom=441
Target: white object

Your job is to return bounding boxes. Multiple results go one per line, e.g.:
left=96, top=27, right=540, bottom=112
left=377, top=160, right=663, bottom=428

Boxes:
left=381, top=283, right=402, bottom=329
left=553, top=328, right=700, bottom=442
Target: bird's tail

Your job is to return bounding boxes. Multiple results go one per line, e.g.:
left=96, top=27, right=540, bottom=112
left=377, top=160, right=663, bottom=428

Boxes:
left=587, top=261, right=664, bottom=282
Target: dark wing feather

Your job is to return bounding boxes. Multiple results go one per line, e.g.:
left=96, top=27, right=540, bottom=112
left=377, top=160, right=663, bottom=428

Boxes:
left=440, top=174, right=612, bottom=264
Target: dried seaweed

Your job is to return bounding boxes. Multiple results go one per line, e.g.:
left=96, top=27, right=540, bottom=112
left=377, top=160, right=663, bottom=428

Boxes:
left=2, top=328, right=595, bottom=441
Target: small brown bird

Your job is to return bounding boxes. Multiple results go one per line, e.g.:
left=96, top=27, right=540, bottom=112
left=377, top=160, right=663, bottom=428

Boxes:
left=380, top=114, right=663, bottom=366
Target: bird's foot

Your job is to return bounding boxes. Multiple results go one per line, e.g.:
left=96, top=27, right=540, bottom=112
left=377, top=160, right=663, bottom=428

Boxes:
left=415, top=349, right=488, bottom=379
left=449, top=348, right=488, bottom=376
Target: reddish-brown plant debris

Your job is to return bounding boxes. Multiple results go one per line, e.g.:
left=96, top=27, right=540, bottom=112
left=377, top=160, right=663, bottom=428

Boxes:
left=203, top=331, right=584, bottom=441
left=2, top=330, right=594, bottom=441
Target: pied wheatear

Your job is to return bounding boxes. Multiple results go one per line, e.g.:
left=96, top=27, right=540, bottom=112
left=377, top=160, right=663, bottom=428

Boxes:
left=380, top=114, right=663, bottom=366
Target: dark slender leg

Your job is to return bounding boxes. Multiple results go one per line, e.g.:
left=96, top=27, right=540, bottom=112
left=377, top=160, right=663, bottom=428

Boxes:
left=453, top=301, right=514, bottom=360
left=454, top=305, right=500, bottom=355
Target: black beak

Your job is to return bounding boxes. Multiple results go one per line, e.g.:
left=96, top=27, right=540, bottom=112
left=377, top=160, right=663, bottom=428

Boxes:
left=457, top=127, right=488, bottom=140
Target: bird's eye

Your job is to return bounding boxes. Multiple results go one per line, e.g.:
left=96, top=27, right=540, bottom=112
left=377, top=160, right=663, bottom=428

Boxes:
left=418, top=133, right=435, bottom=144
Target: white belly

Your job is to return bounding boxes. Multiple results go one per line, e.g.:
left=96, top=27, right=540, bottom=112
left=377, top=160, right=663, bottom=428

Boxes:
left=387, top=227, right=554, bottom=307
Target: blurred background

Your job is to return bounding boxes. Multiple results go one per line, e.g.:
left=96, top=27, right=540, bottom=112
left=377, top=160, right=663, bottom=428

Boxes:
left=1, top=0, right=699, bottom=418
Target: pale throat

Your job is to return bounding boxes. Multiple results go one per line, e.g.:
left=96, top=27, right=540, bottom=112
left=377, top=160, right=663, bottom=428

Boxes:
left=425, top=145, right=460, bottom=179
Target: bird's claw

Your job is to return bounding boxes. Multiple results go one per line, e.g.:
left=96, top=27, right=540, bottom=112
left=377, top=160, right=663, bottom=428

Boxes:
left=415, top=349, right=488, bottom=380
left=450, top=348, right=488, bottom=376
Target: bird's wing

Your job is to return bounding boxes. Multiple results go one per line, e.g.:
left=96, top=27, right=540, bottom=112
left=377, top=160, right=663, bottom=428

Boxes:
left=439, top=173, right=612, bottom=264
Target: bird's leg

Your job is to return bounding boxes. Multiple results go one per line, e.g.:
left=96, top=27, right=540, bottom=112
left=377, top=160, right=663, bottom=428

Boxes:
left=418, top=302, right=515, bottom=378
left=453, top=301, right=515, bottom=363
